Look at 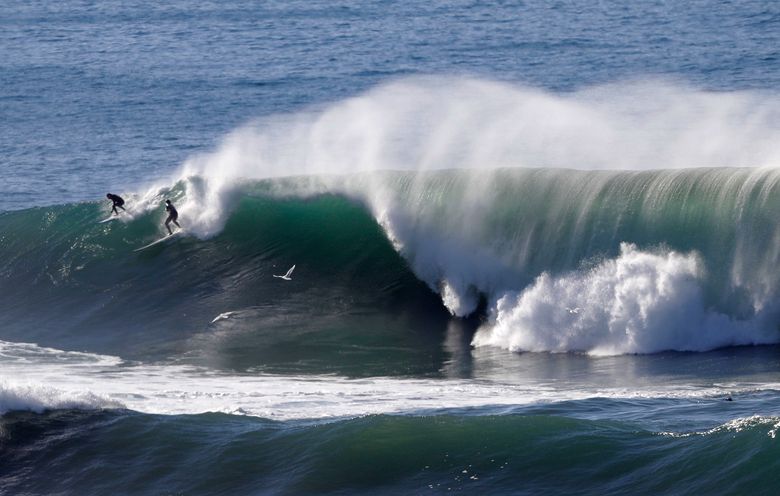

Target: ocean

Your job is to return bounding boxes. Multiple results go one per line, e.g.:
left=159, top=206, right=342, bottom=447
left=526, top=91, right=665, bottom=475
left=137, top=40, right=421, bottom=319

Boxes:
left=1, top=0, right=780, bottom=494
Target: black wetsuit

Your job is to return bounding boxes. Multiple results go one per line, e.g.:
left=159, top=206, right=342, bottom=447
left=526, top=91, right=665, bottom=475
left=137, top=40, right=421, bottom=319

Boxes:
left=165, top=202, right=181, bottom=234
left=107, top=193, right=125, bottom=215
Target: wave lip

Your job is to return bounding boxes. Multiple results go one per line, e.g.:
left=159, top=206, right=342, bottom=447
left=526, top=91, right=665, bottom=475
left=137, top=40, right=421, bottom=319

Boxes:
left=7, top=169, right=780, bottom=357
left=4, top=75, right=780, bottom=357
left=0, top=341, right=124, bottom=415
left=661, top=415, right=780, bottom=439
left=0, top=382, right=123, bottom=415
left=169, top=77, right=780, bottom=239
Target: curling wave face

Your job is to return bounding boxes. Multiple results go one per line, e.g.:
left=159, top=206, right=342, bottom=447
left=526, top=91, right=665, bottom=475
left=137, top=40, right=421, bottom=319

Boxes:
left=2, top=167, right=780, bottom=360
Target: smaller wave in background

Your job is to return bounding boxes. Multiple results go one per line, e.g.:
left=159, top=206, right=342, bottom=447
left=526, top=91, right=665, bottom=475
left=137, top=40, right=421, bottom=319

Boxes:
left=3, top=406, right=780, bottom=495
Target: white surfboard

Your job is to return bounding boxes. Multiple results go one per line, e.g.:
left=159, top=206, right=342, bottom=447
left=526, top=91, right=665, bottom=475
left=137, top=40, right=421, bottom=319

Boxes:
left=99, top=209, right=132, bottom=223
left=133, top=230, right=183, bottom=252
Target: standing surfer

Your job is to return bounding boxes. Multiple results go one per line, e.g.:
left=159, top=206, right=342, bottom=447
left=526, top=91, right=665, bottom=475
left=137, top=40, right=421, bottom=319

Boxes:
left=106, top=193, right=126, bottom=215
left=164, top=199, right=181, bottom=235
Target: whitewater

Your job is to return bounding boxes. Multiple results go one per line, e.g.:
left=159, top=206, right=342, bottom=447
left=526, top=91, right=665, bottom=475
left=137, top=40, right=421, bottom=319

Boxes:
left=84, top=78, right=780, bottom=358
left=2, top=78, right=780, bottom=407
left=6, top=339, right=778, bottom=421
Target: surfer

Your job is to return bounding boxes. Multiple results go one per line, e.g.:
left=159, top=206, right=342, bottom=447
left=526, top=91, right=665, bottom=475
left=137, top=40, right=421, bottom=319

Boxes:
left=106, top=193, right=126, bottom=215
left=164, top=199, right=181, bottom=235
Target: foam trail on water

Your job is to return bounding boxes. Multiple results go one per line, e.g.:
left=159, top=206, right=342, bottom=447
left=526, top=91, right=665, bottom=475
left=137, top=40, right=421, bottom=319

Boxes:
left=0, top=342, right=124, bottom=414
left=2, top=341, right=775, bottom=419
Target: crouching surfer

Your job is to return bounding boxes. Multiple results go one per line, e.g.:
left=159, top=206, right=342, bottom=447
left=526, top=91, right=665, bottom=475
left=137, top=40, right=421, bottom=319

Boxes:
left=106, top=193, right=126, bottom=215
left=164, top=199, right=181, bottom=235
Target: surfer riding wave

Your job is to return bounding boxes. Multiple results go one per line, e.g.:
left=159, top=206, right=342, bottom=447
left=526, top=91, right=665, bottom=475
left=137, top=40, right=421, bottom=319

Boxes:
left=164, top=199, right=181, bottom=235
left=106, top=193, right=126, bottom=215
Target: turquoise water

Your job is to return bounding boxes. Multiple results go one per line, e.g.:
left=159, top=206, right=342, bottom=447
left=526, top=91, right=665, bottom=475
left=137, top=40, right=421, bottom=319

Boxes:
left=2, top=1, right=780, bottom=494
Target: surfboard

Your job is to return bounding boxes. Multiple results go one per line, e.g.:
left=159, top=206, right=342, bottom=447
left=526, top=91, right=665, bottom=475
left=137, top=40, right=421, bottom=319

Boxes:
left=99, top=209, right=131, bottom=223
left=133, top=230, right=183, bottom=252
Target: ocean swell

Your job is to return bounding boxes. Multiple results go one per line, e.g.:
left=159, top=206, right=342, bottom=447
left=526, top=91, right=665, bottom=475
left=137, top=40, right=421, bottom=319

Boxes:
left=2, top=78, right=780, bottom=356
left=4, top=168, right=780, bottom=356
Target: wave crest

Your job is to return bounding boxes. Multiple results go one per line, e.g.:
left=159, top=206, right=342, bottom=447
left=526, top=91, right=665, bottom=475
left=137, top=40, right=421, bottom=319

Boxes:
left=0, top=382, right=122, bottom=415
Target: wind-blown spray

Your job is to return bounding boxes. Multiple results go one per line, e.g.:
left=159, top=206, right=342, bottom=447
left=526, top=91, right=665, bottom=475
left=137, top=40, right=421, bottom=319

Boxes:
left=135, top=78, right=780, bottom=353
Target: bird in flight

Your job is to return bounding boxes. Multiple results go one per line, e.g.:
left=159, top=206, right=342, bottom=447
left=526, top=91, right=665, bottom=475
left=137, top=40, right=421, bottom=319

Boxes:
left=210, top=311, right=238, bottom=323
left=273, top=264, right=296, bottom=281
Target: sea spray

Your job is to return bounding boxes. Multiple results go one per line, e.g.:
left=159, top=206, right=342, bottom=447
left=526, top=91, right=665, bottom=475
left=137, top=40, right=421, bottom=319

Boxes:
left=4, top=340, right=780, bottom=419
left=156, top=78, right=780, bottom=343
left=5, top=168, right=780, bottom=355
left=0, top=383, right=122, bottom=415
left=336, top=168, right=780, bottom=318
left=471, top=243, right=776, bottom=355
left=3, top=78, right=780, bottom=356
left=170, top=77, right=780, bottom=238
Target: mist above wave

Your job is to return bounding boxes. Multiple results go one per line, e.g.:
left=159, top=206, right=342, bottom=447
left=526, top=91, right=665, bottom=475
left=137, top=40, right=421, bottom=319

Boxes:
left=135, top=76, right=780, bottom=354
left=155, top=76, right=778, bottom=238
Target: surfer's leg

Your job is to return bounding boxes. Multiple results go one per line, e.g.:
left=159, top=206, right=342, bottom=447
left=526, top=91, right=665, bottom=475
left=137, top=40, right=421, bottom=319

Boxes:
left=173, top=219, right=181, bottom=228
left=165, top=216, right=173, bottom=234
left=112, top=205, right=118, bottom=215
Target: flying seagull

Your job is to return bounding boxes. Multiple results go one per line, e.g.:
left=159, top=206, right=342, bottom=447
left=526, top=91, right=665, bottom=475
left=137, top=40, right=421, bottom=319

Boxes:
left=210, top=311, right=238, bottom=323
left=273, top=264, right=295, bottom=281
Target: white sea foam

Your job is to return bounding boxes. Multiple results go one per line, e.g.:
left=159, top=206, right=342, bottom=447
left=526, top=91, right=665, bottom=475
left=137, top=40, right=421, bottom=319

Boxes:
left=1, top=340, right=778, bottom=420
left=0, top=383, right=122, bottom=415
left=472, top=243, right=779, bottom=355
left=155, top=76, right=779, bottom=238
left=0, top=342, right=124, bottom=414
left=660, top=415, right=780, bottom=439
left=130, top=77, right=780, bottom=353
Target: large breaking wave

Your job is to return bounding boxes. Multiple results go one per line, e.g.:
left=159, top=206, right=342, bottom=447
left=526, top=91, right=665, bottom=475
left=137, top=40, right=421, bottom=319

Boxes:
left=3, top=168, right=780, bottom=357
left=2, top=77, right=779, bottom=357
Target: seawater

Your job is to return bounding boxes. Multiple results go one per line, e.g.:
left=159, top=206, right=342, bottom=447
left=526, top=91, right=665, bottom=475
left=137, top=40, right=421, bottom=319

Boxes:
left=1, top=1, right=780, bottom=494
